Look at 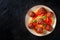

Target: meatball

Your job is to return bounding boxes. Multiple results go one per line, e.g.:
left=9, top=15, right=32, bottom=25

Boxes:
left=35, top=26, right=43, bottom=33
left=29, top=11, right=35, bottom=17
left=38, top=18, right=44, bottom=24
left=45, top=25, right=52, bottom=31
left=37, top=7, right=47, bottom=15
left=47, top=12, right=53, bottom=17
left=28, top=23, right=34, bottom=29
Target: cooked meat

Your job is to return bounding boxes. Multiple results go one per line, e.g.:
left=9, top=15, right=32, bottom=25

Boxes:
left=47, top=12, right=53, bottom=17
left=28, top=23, right=34, bottom=29
left=37, top=7, right=47, bottom=15
left=38, top=18, right=44, bottom=24
left=45, top=25, right=52, bottom=31
left=36, top=27, right=43, bottom=33
left=29, top=11, right=35, bottom=17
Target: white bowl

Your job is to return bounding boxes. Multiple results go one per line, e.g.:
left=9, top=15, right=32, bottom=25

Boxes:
left=25, top=5, right=57, bottom=36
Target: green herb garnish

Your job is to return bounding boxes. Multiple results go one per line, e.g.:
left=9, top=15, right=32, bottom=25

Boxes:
left=33, top=20, right=37, bottom=23
left=42, top=15, right=47, bottom=20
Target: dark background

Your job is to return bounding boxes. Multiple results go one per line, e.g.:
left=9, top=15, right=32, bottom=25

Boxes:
left=0, top=0, right=60, bottom=40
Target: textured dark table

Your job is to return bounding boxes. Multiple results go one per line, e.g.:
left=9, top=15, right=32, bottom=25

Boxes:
left=0, top=0, right=60, bottom=40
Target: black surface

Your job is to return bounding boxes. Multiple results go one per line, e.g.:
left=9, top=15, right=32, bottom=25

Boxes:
left=0, top=0, right=60, bottom=40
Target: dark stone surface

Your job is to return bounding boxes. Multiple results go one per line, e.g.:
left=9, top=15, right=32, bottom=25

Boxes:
left=0, top=0, right=60, bottom=40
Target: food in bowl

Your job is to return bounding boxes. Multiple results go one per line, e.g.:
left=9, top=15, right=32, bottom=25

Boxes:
left=25, top=5, right=56, bottom=36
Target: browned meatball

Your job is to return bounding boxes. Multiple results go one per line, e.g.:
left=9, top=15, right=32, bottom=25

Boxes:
left=47, top=12, right=53, bottom=17
left=28, top=23, right=34, bottom=29
left=45, top=25, right=52, bottom=31
left=37, top=7, right=47, bottom=15
left=38, top=18, right=44, bottom=24
left=29, top=11, right=35, bottom=17
left=36, top=27, right=43, bottom=33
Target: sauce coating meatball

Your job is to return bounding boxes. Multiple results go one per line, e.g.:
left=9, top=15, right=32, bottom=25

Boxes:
left=37, top=7, right=47, bottom=15
left=47, top=12, right=53, bottom=17
left=45, top=25, right=52, bottom=31
left=35, top=26, right=43, bottom=33
left=38, top=18, right=44, bottom=24
left=28, top=23, right=34, bottom=29
left=29, top=11, right=35, bottom=17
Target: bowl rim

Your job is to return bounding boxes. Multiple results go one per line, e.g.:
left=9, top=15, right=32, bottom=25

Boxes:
left=25, top=5, right=57, bottom=36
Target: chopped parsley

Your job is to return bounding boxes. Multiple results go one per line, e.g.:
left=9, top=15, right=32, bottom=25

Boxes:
left=33, top=20, right=37, bottom=23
